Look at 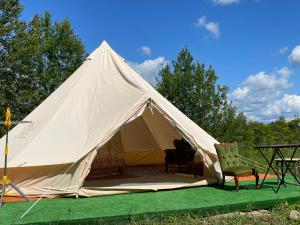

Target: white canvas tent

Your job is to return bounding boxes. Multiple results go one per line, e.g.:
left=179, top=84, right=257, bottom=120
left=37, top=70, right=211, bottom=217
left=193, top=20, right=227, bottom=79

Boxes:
left=0, top=41, right=222, bottom=197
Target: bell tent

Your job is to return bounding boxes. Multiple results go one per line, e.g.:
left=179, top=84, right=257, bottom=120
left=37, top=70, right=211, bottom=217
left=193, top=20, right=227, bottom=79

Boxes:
left=0, top=41, right=221, bottom=197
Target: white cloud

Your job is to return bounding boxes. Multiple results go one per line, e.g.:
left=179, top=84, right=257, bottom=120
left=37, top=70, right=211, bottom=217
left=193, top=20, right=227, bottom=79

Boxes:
left=264, top=94, right=300, bottom=119
left=128, top=57, right=167, bottom=85
left=277, top=66, right=293, bottom=78
left=232, top=67, right=300, bottom=121
left=289, top=45, right=300, bottom=66
left=138, top=46, right=151, bottom=56
left=195, top=16, right=220, bottom=38
left=277, top=46, right=289, bottom=55
left=212, top=0, right=239, bottom=5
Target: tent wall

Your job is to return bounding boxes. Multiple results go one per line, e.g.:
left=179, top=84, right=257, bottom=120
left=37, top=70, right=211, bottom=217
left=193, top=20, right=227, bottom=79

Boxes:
left=0, top=42, right=222, bottom=197
left=122, top=107, right=182, bottom=166
left=87, top=132, right=124, bottom=178
left=88, top=107, right=181, bottom=173
left=1, top=150, right=97, bottom=196
left=141, top=107, right=181, bottom=150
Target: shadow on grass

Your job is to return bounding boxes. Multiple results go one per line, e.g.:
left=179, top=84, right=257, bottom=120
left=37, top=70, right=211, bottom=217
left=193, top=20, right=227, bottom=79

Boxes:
left=212, top=183, right=267, bottom=192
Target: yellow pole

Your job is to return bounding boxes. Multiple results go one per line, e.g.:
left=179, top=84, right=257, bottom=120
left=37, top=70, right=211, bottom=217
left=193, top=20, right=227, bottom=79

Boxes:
left=3, top=108, right=11, bottom=180
left=0, top=107, right=29, bottom=207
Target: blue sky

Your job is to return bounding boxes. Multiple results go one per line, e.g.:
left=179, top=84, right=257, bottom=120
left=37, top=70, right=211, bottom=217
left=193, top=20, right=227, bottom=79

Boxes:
left=20, top=0, right=300, bottom=122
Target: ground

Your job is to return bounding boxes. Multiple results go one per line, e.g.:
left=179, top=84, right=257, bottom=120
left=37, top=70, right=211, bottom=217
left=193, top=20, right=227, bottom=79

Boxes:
left=124, top=202, right=300, bottom=225
left=0, top=177, right=300, bottom=225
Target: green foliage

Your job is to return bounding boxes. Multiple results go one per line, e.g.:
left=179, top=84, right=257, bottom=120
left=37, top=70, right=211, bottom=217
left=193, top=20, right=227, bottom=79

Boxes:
left=156, top=48, right=300, bottom=165
left=0, top=1, right=86, bottom=135
left=89, top=201, right=300, bottom=225
left=239, top=117, right=300, bottom=164
left=0, top=0, right=24, bottom=135
left=156, top=48, right=247, bottom=142
left=242, top=117, right=300, bottom=151
left=0, top=1, right=299, bottom=157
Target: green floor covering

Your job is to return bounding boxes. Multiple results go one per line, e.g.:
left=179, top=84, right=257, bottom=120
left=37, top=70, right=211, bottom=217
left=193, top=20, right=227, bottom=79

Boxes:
left=1, top=178, right=300, bottom=225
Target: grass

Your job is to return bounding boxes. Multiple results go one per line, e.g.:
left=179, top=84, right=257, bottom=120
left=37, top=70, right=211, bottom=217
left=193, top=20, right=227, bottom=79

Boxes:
left=93, top=201, right=300, bottom=225
left=239, top=147, right=300, bottom=176
left=19, top=201, right=298, bottom=225
left=1, top=178, right=300, bottom=224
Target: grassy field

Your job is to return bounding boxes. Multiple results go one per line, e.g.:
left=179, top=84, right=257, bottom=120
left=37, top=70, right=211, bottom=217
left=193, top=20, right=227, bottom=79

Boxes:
left=42, top=200, right=299, bottom=225
left=1, top=177, right=300, bottom=225
left=238, top=147, right=300, bottom=176
left=94, top=201, right=300, bottom=225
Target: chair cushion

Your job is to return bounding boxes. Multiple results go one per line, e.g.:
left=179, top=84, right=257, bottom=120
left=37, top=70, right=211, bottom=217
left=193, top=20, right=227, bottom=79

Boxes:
left=214, top=143, right=240, bottom=171
left=223, top=166, right=254, bottom=176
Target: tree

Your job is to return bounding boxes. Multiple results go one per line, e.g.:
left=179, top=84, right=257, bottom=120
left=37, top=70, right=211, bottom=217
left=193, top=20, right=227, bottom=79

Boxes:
left=0, top=0, right=26, bottom=138
left=9, top=12, right=86, bottom=118
left=0, top=0, right=24, bottom=116
left=0, top=1, right=86, bottom=135
left=156, top=48, right=246, bottom=142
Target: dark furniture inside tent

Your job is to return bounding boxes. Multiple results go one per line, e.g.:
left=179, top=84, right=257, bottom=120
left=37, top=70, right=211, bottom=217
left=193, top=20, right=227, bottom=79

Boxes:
left=165, top=139, right=203, bottom=177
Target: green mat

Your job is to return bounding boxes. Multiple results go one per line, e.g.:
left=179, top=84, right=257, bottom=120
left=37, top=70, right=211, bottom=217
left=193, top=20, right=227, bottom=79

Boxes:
left=1, top=178, right=300, bottom=225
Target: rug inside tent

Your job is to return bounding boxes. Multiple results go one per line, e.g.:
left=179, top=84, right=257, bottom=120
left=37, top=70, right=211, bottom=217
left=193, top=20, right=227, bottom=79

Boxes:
left=80, top=165, right=216, bottom=196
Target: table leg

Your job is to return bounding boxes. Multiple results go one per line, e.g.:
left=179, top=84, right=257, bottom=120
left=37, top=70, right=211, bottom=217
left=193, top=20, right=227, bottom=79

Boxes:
left=281, top=161, right=284, bottom=181
left=259, top=148, right=281, bottom=188
left=277, top=147, right=300, bottom=185
left=276, top=160, right=283, bottom=186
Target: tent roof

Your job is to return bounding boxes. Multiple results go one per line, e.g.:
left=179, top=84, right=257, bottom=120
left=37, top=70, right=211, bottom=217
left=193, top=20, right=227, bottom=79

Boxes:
left=0, top=41, right=218, bottom=168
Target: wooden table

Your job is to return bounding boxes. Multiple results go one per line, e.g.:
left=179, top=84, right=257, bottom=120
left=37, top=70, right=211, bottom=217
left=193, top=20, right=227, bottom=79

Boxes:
left=255, top=144, right=300, bottom=193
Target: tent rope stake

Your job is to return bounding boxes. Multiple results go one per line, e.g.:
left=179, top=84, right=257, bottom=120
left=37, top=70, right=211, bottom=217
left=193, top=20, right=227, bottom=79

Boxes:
left=0, top=108, right=29, bottom=208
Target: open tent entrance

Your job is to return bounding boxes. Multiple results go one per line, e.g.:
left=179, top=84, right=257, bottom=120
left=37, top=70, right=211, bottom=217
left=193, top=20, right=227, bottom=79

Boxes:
left=0, top=42, right=221, bottom=198
left=80, top=106, right=216, bottom=196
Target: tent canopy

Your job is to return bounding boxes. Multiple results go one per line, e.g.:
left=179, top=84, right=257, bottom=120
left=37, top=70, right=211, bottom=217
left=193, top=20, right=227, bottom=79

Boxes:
left=0, top=41, right=221, bottom=197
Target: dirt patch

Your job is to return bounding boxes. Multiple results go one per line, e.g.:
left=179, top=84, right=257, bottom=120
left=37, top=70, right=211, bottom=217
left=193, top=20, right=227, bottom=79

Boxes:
left=207, top=209, right=272, bottom=224
left=3, top=196, right=41, bottom=203
left=228, top=173, right=276, bottom=182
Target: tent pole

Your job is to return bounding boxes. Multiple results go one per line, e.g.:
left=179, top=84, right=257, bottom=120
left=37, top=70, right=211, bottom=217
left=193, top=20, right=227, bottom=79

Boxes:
left=0, top=108, right=29, bottom=208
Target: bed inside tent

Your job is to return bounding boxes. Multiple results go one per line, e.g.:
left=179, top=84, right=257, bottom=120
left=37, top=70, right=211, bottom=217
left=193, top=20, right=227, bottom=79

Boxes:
left=80, top=106, right=217, bottom=197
